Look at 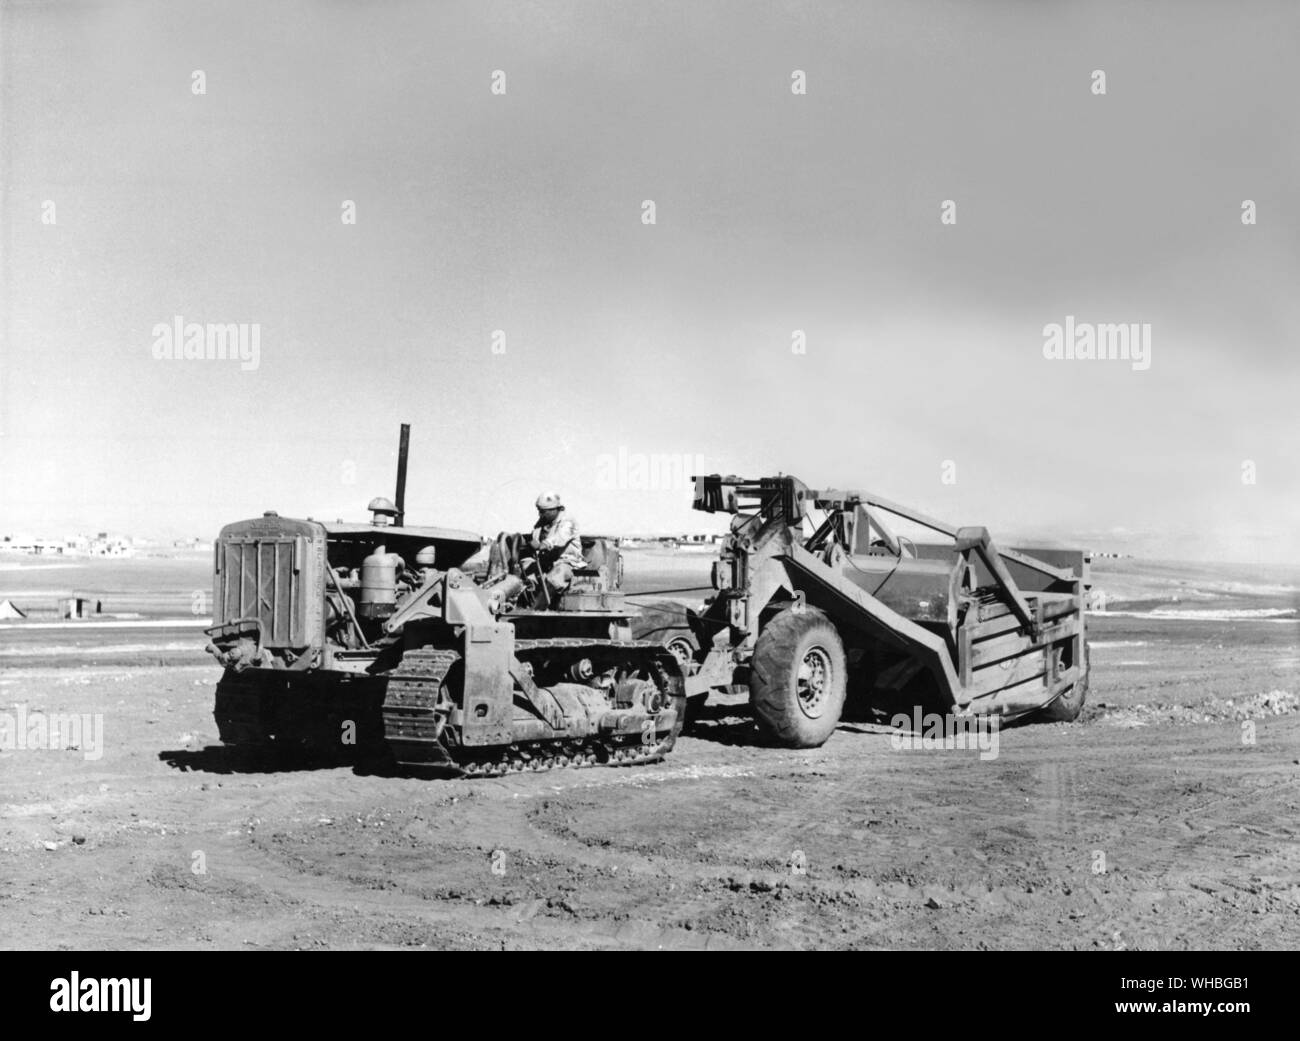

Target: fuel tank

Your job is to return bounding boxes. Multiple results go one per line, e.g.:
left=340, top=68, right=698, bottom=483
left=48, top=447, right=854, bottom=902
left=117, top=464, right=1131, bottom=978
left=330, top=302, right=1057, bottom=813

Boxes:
left=358, top=546, right=402, bottom=618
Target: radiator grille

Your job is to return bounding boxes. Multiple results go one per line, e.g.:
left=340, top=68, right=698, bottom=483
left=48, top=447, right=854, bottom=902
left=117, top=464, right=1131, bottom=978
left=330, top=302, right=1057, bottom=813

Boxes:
left=213, top=523, right=323, bottom=650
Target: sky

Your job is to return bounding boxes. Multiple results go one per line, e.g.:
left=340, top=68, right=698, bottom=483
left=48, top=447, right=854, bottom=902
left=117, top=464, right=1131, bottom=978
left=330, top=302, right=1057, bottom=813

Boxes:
left=1, top=0, right=1297, bottom=561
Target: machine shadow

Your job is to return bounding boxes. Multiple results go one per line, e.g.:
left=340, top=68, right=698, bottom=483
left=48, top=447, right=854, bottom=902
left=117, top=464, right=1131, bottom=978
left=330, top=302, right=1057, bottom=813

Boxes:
left=158, top=745, right=411, bottom=777
left=680, top=698, right=770, bottom=747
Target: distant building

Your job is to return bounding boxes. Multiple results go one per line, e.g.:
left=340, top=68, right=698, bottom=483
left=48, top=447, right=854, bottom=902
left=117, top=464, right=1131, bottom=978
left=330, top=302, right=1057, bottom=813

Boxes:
left=4, top=536, right=62, bottom=554
left=1, top=532, right=138, bottom=556
left=60, top=596, right=101, bottom=619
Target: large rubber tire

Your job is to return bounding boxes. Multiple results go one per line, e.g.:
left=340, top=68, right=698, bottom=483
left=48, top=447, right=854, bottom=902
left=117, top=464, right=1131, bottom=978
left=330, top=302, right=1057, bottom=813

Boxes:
left=1036, top=640, right=1090, bottom=722
left=749, top=608, right=847, bottom=748
left=662, top=631, right=699, bottom=669
left=660, top=631, right=705, bottom=732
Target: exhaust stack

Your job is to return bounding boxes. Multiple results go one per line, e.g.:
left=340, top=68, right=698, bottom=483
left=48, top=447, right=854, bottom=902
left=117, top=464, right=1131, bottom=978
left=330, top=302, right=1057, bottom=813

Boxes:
left=394, top=423, right=410, bottom=526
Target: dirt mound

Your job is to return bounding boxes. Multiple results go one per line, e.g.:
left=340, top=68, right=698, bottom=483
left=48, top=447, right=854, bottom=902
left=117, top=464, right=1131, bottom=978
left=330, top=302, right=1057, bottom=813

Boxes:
left=1085, top=688, right=1298, bottom=727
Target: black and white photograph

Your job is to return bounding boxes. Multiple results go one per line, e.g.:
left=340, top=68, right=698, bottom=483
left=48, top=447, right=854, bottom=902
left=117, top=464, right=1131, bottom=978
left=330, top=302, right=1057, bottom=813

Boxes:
left=1, top=0, right=1296, bottom=983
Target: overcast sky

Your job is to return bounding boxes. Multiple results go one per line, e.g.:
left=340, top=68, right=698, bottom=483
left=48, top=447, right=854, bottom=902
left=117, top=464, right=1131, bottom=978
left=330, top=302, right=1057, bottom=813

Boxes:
left=2, top=0, right=1297, bottom=561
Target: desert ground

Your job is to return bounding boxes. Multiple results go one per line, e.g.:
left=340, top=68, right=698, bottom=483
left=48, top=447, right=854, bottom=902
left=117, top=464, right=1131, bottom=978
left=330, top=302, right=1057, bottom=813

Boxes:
left=1, top=551, right=1298, bottom=950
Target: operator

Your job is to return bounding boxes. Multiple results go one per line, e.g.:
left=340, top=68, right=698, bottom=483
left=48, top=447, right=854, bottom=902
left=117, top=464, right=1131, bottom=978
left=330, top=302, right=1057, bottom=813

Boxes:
left=530, top=491, right=586, bottom=599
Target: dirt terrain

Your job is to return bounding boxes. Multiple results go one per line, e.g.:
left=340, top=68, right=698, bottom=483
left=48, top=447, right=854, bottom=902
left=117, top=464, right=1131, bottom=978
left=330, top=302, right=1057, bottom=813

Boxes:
left=1, top=555, right=1298, bottom=950
left=1, top=623, right=1296, bottom=950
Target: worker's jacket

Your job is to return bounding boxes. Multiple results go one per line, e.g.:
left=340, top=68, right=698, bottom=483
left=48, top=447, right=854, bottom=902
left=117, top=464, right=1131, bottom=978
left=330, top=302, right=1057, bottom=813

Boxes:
left=531, top=515, right=586, bottom=571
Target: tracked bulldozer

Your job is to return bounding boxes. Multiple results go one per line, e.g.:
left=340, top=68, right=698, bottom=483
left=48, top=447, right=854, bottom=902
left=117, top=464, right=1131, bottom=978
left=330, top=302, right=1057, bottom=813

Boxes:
left=675, top=475, right=1090, bottom=746
left=204, top=426, right=682, bottom=776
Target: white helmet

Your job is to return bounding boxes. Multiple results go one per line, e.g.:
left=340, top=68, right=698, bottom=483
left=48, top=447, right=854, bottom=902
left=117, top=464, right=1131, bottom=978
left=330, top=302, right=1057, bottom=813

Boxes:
left=535, top=491, right=563, bottom=510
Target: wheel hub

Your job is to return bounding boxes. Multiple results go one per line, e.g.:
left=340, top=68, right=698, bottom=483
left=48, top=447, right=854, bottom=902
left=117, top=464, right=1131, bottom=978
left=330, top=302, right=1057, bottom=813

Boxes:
left=795, top=646, right=832, bottom=718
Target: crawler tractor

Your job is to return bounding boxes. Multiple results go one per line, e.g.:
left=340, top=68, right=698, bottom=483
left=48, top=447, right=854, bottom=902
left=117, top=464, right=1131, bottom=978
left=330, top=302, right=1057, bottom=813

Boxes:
left=677, top=476, right=1090, bottom=746
left=204, top=426, right=683, bottom=776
